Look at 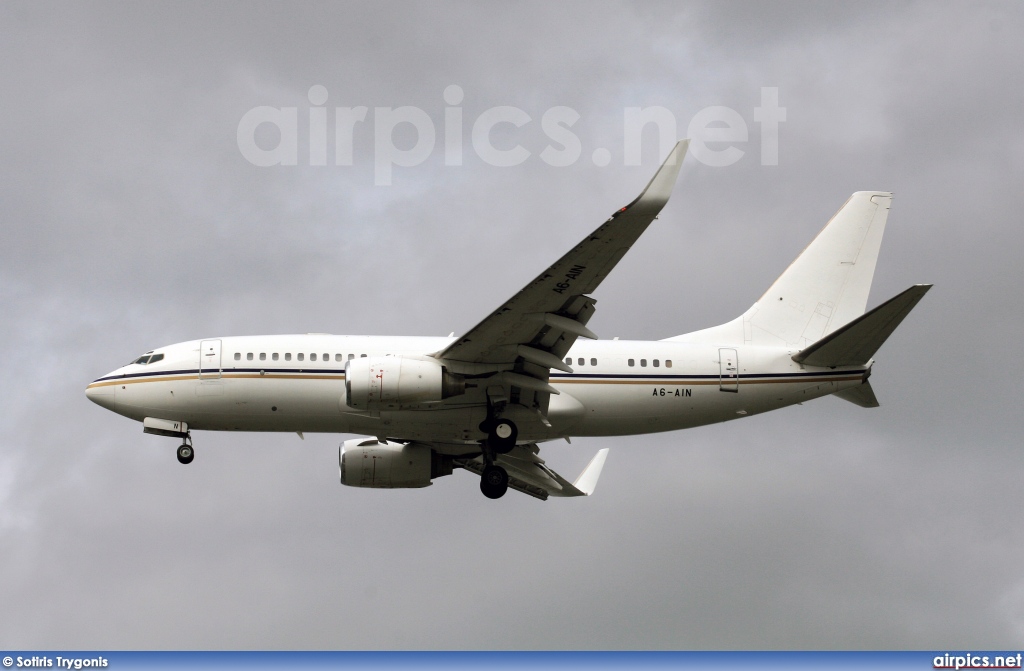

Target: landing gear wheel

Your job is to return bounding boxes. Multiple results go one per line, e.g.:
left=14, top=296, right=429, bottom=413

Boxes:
left=488, top=419, right=518, bottom=454
left=480, top=465, right=509, bottom=499
left=176, top=442, right=194, bottom=465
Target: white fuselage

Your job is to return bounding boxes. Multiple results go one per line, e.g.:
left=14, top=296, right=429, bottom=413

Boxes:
left=81, top=146, right=917, bottom=500
left=85, top=333, right=869, bottom=451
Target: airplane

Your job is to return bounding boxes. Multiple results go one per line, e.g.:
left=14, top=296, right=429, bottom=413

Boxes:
left=85, top=140, right=931, bottom=500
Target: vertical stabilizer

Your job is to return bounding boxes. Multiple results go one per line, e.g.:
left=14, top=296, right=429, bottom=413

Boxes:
left=667, top=191, right=892, bottom=347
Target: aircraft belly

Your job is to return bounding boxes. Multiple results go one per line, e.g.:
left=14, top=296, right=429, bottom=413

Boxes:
left=565, top=375, right=850, bottom=437
left=373, top=407, right=487, bottom=443
left=198, top=377, right=348, bottom=431
left=117, top=377, right=354, bottom=432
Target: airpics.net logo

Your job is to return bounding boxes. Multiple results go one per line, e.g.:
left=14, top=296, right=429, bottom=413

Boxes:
left=236, top=85, right=786, bottom=185
left=934, top=653, right=1024, bottom=669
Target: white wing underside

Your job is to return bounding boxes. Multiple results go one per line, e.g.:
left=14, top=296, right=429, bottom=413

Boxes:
left=457, top=446, right=610, bottom=501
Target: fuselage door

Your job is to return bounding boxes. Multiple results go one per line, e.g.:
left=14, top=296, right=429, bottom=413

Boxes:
left=199, top=339, right=222, bottom=379
left=719, top=347, right=739, bottom=392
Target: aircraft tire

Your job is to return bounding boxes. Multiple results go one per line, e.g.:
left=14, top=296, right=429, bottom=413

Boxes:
left=176, top=443, right=194, bottom=465
left=488, top=420, right=517, bottom=454
left=480, top=465, right=508, bottom=499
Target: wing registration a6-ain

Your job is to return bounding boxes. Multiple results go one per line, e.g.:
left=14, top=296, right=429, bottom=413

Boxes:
left=86, top=140, right=931, bottom=500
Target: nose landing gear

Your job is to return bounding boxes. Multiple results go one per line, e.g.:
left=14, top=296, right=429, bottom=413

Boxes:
left=176, top=434, right=194, bottom=465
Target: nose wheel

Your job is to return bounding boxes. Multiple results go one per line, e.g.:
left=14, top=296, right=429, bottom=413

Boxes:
left=176, top=436, right=194, bottom=465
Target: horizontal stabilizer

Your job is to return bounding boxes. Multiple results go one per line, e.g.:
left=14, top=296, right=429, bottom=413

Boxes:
left=793, top=284, right=932, bottom=367
left=833, top=381, right=880, bottom=408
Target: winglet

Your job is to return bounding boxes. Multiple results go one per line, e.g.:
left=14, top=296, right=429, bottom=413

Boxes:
left=572, top=448, right=610, bottom=496
left=626, top=140, right=689, bottom=212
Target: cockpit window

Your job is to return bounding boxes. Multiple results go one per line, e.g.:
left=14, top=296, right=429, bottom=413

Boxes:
left=149, top=353, right=164, bottom=364
left=131, top=353, right=164, bottom=365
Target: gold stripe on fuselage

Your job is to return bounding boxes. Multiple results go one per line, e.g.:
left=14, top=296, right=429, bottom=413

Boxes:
left=87, top=372, right=861, bottom=390
left=87, top=374, right=201, bottom=389
left=553, top=375, right=862, bottom=385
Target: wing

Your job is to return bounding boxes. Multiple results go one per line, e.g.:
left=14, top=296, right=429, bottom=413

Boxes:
left=436, top=140, right=689, bottom=399
left=457, top=445, right=610, bottom=501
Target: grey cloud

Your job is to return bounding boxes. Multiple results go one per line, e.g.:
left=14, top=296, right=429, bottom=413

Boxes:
left=1, top=0, right=1023, bottom=649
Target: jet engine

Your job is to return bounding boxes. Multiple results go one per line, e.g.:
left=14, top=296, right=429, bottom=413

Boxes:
left=344, top=356, right=465, bottom=410
left=339, top=439, right=454, bottom=488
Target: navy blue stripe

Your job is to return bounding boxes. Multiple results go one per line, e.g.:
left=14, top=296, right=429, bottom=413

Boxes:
left=549, top=369, right=865, bottom=381
left=94, top=368, right=198, bottom=382
left=93, top=368, right=348, bottom=383
left=95, top=367, right=862, bottom=385
left=224, top=368, right=347, bottom=375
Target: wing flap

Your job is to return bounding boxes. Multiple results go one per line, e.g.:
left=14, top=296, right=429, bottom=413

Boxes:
left=458, top=458, right=550, bottom=500
left=456, top=445, right=611, bottom=500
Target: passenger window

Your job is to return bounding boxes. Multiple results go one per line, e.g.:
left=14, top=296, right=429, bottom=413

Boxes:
left=234, top=353, right=241, bottom=361
left=640, top=359, right=647, bottom=367
left=666, top=359, right=672, bottom=368
left=272, top=353, right=279, bottom=361
left=298, top=353, right=304, bottom=361
left=565, top=358, right=572, bottom=365
left=311, top=353, right=317, bottom=361
left=259, top=353, right=266, bottom=361
left=590, top=358, right=597, bottom=366
left=348, top=354, right=355, bottom=360
left=653, top=359, right=659, bottom=367
left=628, top=359, right=635, bottom=367
left=335, top=354, right=342, bottom=361
left=360, top=354, right=367, bottom=358
left=323, top=353, right=329, bottom=361
left=247, top=353, right=253, bottom=361
left=578, top=357, right=584, bottom=366
left=285, top=353, right=292, bottom=361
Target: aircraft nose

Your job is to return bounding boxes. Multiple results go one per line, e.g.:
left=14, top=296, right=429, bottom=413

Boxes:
left=85, top=379, right=117, bottom=410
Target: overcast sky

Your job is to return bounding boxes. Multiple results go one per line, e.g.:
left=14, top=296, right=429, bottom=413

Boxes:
left=2, top=0, right=1023, bottom=649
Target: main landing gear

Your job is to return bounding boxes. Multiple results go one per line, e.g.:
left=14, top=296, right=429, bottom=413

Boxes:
left=480, top=417, right=518, bottom=453
left=480, top=464, right=509, bottom=499
left=478, top=417, right=517, bottom=499
left=176, top=433, right=194, bottom=465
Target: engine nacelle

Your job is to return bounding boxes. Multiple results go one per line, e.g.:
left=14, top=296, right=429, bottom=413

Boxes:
left=338, top=439, right=453, bottom=489
left=344, top=356, right=465, bottom=410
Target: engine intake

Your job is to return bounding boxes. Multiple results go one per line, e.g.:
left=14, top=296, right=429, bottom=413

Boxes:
left=344, top=356, right=465, bottom=410
left=339, top=439, right=454, bottom=489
